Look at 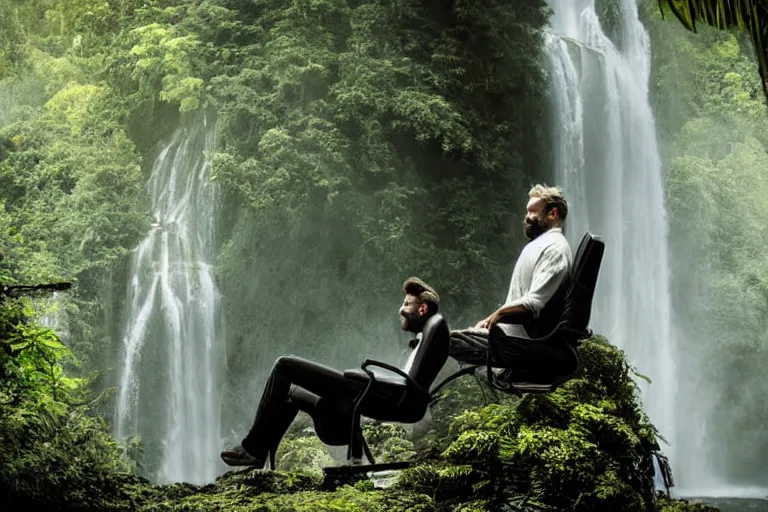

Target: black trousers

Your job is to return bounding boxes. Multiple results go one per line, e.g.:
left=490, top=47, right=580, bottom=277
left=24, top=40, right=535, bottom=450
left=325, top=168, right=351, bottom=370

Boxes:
left=449, top=328, right=573, bottom=382
left=241, top=355, right=421, bottom=460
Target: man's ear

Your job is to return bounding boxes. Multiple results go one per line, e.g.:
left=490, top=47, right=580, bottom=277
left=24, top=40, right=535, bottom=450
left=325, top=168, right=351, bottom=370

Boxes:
left=418, top=302, right=428, bottom=316
left=547, top=206, right=560, bottom=222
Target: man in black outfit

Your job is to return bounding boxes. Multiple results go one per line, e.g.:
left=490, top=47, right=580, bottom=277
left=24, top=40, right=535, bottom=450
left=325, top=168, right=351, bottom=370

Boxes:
left=220, top=277, right=447, bottom=467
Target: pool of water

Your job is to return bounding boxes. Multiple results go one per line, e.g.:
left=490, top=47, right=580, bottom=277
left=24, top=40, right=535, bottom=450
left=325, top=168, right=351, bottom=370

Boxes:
left=687, top=498, right=768, bottom=511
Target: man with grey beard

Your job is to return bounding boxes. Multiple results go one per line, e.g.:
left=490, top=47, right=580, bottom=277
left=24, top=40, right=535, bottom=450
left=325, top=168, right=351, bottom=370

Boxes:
left=450, top=184, right=574, bottom=381
left=221, top=277, right=448, bottom=468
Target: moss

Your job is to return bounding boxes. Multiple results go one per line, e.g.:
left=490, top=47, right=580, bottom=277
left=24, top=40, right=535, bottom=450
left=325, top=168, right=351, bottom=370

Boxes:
left=87, top=468, right=436, bottom=511
left=393, top=337, right=681, bottom=511
left=363, top=421, right=417, bottom=462
left=450, top=500, right=490, bottom=512
left=138, top=486, right=434, bottom=512
left=275, top=435, right=336, bottom=476
left=655, top=494, right=720, bottom=512
left=105, top=469, right=433, bottom=511
left=210, top=468, right=322, bottom=494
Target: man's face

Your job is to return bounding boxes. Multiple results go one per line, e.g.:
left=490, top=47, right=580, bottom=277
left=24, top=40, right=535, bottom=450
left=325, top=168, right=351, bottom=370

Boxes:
left=400, top=294, right=427, bottom=332
left=523, top=197, right=555, bottom=240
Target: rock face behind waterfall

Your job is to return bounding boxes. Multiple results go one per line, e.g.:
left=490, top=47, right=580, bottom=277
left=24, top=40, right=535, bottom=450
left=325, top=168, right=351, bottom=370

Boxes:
left=0, top=324, right=719, bottom=511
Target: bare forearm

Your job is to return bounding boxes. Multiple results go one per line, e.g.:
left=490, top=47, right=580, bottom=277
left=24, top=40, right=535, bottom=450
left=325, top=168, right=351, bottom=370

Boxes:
left=490, top=304, right=531, bottom=324
left=476, top=304, right=532, bottom=329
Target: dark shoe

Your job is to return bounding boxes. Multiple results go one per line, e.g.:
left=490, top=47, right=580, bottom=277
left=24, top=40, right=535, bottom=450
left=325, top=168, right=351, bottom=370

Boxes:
left=220, top=445, right=265, bottom=467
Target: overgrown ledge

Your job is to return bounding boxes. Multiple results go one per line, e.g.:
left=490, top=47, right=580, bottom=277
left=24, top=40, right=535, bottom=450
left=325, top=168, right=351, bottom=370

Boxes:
left=0, top=299, right=717, bottom=511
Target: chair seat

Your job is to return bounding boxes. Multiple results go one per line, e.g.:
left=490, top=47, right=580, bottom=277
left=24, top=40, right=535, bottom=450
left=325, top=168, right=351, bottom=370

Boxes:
left=343, top=368, right=428, bottom=424
left=344, top=368, right=408, bottom=387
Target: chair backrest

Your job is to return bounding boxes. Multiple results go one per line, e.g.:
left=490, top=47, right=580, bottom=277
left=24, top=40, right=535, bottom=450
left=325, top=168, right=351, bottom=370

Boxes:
left=407, top=313, right=450, bottom=390
left=524, top=274, right=570, bottom=339
left=560, top=232, right=605, bottom=340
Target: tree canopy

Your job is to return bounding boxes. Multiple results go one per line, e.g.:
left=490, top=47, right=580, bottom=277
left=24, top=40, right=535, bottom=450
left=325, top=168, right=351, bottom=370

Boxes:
left=660, top=0, right=768, bottom=100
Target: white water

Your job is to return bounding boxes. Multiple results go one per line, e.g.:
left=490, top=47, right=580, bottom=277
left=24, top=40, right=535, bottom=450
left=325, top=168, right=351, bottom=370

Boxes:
left=35, top=292, right=70, bottom=343
left=545, top=0, right=687, bottom=486
left=114, top=116, right=224, bottom=485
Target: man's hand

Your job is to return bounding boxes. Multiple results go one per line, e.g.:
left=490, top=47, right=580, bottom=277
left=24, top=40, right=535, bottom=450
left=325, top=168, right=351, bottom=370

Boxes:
left=473, top=311, right=503, bottom=329
left=487, top=313, right=502, bottom=330
left=475, top=304, right=531, bottom=331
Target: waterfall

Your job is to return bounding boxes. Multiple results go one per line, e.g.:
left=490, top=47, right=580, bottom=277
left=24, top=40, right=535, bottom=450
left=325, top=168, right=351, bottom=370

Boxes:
left=35, top=292, right=70, bottom=342
left=544, top=0, right=684, bottom=485
left=114, top=115, right=224, bottom=485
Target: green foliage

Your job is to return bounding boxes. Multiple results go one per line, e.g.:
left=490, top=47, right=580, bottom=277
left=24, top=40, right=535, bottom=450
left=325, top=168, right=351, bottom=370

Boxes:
left=100, top=466, right=434, bottom=512
left=658, top=0, right=768, bottom=100
left=0, top=298, right=133, bottom=510
left=362, top=421, right=417, bottom=463
left=275, top=433, right=335, bottom=476
left=2, top=0, right=559, bottom=456
left=655, top=494, right=719, bottom=512
left=0, top=71, right=149, bottom=370
left=139, top=485, right=435, bottom=512
left=644, top=4, right=768, bottom=485
left=128, top=22, right=206, bottom=112
left=397, top=337, right=664, bottom=511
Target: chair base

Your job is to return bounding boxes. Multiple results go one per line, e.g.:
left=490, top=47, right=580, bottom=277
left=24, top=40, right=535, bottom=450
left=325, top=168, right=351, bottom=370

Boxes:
left=492, top=371, right=578, bottom=396
left=506, top=382, right=560, bottom=394
left=321, top=461, right=414, bottom=490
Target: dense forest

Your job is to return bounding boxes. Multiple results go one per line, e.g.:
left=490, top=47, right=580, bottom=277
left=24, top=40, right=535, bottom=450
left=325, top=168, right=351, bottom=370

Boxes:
left=1, top=0, right=767, bottom=509
left=642, top=1, right=768, bottom=487
left=0, top=0, right=553, bottom=472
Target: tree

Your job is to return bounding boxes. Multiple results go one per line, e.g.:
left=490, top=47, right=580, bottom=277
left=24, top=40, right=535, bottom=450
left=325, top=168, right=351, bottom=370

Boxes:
left=659, top=0, right=768, bottom=101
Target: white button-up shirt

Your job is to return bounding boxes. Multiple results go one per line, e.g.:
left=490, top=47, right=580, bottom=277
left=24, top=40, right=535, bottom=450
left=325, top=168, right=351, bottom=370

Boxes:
left=501, top=227, right=573, bottom=338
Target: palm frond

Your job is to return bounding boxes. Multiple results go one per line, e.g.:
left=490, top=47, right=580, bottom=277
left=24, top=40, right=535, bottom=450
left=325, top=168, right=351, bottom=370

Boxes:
left=660, top=0, right=768, bottom=101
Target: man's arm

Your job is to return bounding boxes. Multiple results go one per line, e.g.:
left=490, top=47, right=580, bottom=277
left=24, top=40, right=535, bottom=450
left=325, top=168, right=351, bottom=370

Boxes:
left=477, top=245, right=570, bottom=329
left=488, top=304, right=533, bottom=328
left=475, top=304, right=531, bottom=329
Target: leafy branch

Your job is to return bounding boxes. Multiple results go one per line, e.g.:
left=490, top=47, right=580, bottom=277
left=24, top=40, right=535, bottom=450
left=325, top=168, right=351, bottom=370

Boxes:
left=660, top=0, right=768, bottom=100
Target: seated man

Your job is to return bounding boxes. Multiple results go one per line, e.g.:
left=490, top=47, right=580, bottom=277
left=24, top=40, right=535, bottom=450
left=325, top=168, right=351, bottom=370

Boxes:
left=450, top=184, right=574, bottom=381
left=221, top=277, right=449, bottom=467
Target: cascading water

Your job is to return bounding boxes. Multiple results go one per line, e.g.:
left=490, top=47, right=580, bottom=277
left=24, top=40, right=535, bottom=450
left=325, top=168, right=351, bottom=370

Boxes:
left=35, top=292, right=70, bottom=342
left=544, top=0, right=687, bottom=487
left=114, top=115, right=224, bottom=485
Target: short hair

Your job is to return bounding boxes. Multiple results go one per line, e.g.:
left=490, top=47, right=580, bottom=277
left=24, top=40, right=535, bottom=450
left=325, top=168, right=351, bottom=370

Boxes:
left=529, top=184, right=568, bottom=223
left=402, top=277, right=440, bottom=315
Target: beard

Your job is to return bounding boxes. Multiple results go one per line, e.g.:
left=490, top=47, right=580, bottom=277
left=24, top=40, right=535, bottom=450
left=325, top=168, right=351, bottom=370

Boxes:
left=400, top=312, right=426, bottom=333
left=524, top=217, right=549, bottom=240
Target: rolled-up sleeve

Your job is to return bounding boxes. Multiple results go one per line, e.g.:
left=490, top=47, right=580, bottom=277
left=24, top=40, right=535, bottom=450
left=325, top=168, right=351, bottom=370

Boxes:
left=505, top=245, right=570, bottom=318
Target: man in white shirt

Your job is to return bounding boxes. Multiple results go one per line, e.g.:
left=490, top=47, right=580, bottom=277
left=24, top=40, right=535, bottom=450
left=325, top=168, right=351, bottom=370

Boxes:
left=450, top=184, right=573, bottom=379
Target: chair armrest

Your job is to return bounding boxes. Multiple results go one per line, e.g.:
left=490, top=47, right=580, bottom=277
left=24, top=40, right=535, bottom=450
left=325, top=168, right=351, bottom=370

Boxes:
left=489, top=323, right=557, bottom=344
left=361, top=359, right=410, bottom=380
left=490, top=321, right=589, bottom=345
left=343, top=368, right=371, bottom=384
left=361, top=359, right=430, bottom=400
